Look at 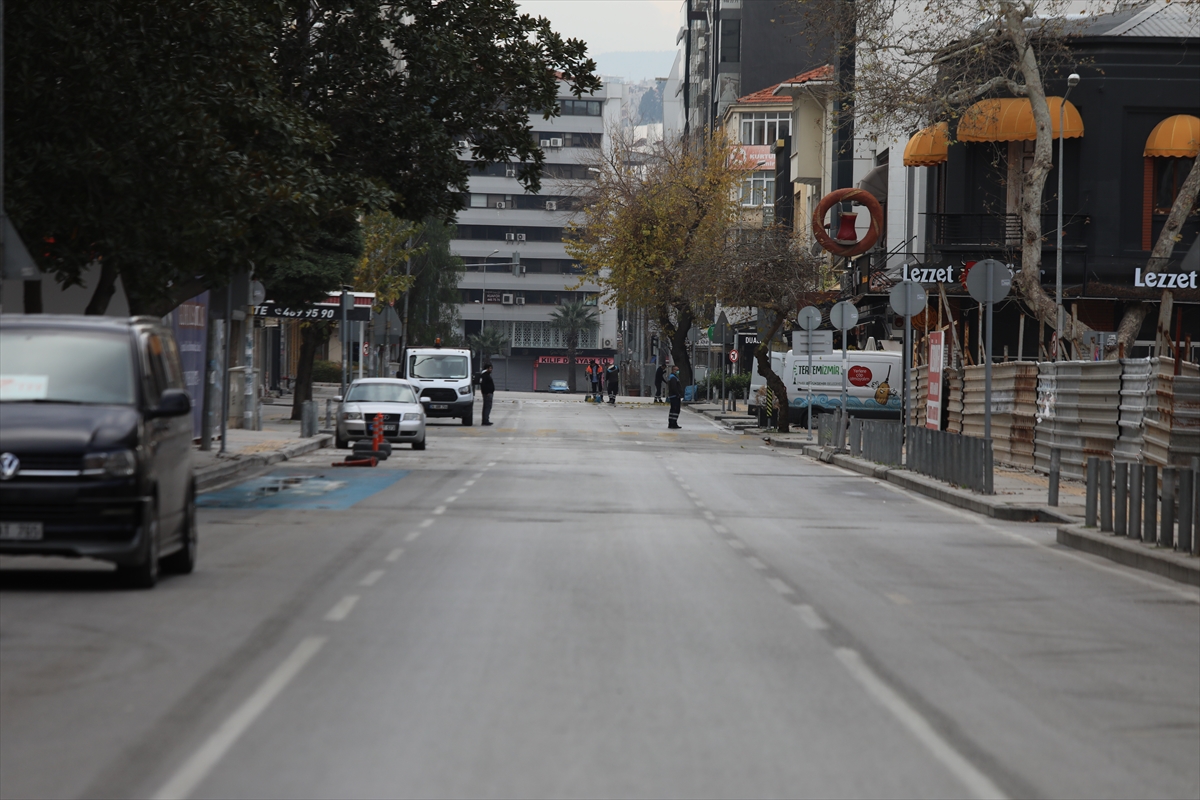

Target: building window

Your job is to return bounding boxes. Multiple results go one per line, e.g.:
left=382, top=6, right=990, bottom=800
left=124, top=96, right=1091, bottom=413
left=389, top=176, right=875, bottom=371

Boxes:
left=512, top=321, right=598, bottom=350
left=741, top=171, right=774, bottom=207
left=740, top=112, right=791, bottom=145
left=559, top=99, right=602, bottom=117
left=720, top=19, right=740, bottom=63
left=1155, top=157, right=1197, bottom=215
left=470, top=193, right=487, bottom=208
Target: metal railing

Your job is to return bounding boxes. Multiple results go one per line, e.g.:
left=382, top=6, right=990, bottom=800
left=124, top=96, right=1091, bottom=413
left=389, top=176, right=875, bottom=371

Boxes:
left=928, top=213, right=1089, bottom=248
left=1084, top=456, right=1199, bottom=555
left=861, top=420, right=903, bottom=466
left=906, top=426, right=994, bottom=494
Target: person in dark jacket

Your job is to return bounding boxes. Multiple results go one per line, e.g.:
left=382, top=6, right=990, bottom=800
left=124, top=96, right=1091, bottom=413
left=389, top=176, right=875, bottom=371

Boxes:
left=653, top=364, right=665, bottom=403
left=667, top=365, right=682, bottom=428
left=478, top=363, right=495, bottom=425
left=605, top=364, right=619, bottom=404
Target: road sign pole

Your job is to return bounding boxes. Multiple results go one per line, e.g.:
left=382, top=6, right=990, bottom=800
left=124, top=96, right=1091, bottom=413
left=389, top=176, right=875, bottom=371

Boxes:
left=985, top=260, right=994, bottom=442
left=904, top=306, right=912, bottom=432
left=808, top=340, right=814, bottom=441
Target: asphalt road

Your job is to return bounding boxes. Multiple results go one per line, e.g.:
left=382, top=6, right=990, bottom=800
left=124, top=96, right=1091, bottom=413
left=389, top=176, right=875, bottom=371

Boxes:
left=2, top=395, right=1198, bottom=800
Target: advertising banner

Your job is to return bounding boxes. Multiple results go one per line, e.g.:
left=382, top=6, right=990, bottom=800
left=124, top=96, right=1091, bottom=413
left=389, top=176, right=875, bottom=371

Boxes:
left=926, top=331, right=944, bottom=430
left=167, top=292, right=209, bottom=438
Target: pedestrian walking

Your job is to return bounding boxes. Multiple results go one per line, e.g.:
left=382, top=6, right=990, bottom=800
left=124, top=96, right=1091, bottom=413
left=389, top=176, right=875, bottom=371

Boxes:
left=667, top=364, right=682, bottom=429
left=653, top=363, right=665, bottom=403
left=605, top=363, right=619, bottom=404
left=478, top=362, right=495, bottom=425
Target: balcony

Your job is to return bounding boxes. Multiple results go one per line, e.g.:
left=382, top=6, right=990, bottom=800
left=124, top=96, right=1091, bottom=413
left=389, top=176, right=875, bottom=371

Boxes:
left=928, top=213, right=1090, bottom=251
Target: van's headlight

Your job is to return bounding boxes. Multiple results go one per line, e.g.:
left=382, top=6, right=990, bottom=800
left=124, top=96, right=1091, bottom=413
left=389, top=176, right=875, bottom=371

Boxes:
left=458, top=386, right=472, bottom=395
left=403, top=412, right=423, bottom=421
left=342, top=411, right=363, bottom=421
left=82, top=449, right=137, bottom=478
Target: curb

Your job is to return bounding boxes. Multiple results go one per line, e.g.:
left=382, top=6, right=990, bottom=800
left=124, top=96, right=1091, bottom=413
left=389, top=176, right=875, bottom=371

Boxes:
left=1056, top=525, right=1200, bottom=587
left=194, top=435, right=333, bottom=494
left=764, top=435, right=1078, bottom=525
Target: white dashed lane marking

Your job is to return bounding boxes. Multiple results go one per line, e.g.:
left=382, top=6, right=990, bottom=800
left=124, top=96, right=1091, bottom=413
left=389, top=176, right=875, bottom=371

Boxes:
left=386, top=548, right=404, bottom=562
left=795, top=604, right=829, bottom=631
left=766, top=578, right=794, bottom=596
left=359, top=570, right=385, bottom=587
left=324, top=595, right=359, bottom=622
left=745, top=556, right=768, bottom=571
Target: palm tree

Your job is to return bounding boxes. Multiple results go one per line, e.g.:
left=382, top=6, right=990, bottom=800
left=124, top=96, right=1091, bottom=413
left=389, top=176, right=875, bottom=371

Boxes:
left=467, top=326, right=509, bottom=366
left=550, top=301, right=599, bottom=392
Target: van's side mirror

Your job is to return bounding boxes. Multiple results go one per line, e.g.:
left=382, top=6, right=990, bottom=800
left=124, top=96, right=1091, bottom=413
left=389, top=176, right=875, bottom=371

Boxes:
left=419, top=396, right=431, bottom=404
left=149, top=388, right=191, bottom=418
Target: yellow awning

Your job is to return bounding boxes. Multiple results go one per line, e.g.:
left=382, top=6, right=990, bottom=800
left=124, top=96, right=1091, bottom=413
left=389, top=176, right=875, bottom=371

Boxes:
left=957, top=97, right=1084, bottom=142
left=1144, top=115, right=1200, bottom=158
left=903, top=123, right=949, bottom=167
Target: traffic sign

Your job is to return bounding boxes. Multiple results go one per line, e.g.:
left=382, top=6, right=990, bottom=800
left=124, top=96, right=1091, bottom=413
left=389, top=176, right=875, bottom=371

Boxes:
left=729, top=349, right=739, bottom=363
left=966, top=258, right=1011, bottom=304
left=797, top=305, right=822, bottom=332
left=889, top=281, right=928, bottom=317
left=362, top=343, right=370, bottom=357
left=829, top=301, right=859, bottom=331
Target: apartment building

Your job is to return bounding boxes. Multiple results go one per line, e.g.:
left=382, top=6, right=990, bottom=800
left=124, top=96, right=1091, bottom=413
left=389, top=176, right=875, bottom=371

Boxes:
left=451, top=80, right=624, bottom=391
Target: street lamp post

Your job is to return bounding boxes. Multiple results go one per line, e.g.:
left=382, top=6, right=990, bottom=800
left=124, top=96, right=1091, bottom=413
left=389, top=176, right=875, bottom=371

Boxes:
left=481, top=248, right=498, bottom=334
left=1055, top=73, right=1080, bottom=361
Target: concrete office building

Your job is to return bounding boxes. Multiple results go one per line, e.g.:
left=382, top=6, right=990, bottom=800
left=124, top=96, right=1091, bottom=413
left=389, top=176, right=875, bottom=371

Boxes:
left=451, top=79, right=624, bottom=392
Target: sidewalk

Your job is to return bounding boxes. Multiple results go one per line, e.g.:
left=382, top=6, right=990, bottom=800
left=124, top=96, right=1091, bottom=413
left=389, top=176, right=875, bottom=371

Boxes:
left=192, top=399, right=331, bottom=493
left=687, top=405, right=1200, bottom=587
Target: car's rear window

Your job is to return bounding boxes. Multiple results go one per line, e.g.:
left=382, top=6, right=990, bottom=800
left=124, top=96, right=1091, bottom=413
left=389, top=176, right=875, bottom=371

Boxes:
left=345, top=383, right=417, bottom=404
left=0, top=329, right=137, bottom=405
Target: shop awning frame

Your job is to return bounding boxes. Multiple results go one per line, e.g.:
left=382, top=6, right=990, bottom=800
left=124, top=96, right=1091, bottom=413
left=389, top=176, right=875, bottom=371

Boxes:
left=902, top=122, right=949, bottom=167
left=956, top=97, right=1084, bottom=142
left=1144, top=114, right=1200, bottom=158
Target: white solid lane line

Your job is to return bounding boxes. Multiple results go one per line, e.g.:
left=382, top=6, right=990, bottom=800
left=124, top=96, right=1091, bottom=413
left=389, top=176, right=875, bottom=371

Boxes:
left=359, top=570, right=386, bottom=587
left=324, top=595, right=359, bottom=622
left=385, top=548, right=404, bottom=562
left=834, top=648, right=1007, bottom=800
left=151, top=636, right=327, bottom=800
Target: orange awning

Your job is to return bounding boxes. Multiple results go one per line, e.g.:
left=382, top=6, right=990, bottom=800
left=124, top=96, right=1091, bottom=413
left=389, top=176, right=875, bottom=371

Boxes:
left=1144, top=115, right=1200, bottom=158
left=902, top=123, right=949, bottom=166
left=957, top=97, right=1084, bottom=142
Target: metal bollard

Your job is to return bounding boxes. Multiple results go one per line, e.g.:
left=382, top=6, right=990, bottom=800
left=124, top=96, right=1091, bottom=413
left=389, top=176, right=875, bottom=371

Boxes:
left=1048, top=447, right=1061, bottom=506
left=1085, top=456, right=1099, bottom=527
left=1129, top=462, right=1143, bottom=540
left=1114, top=462, right=1128, bottom=537
left=301, top=400, right=317, bottom=438
left=1144, top=464, right=1158, bottom=545
left=1161, top=468, right=1176, bottom=549
left=1178, top=467, right=1193, bottom=554
left=1099, top=460, right=1113, bottom=532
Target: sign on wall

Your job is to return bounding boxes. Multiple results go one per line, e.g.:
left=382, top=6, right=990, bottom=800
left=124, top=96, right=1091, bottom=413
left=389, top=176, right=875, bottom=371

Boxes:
left=926, top=331, right=944, bottom=430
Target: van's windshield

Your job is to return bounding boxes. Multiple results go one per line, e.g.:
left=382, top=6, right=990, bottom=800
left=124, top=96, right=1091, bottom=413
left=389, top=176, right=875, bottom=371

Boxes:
left=410, top=354, right=469, bottom=379
left=0, top=330, right=137, bottom=404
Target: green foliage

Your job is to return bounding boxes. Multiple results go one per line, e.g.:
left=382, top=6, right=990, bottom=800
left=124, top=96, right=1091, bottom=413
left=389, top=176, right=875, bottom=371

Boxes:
left=356, top=213, right=422, bottom=311
left=696, top=371, right=751, bottom=398
left=549, top=301, right=600, bottom=346
left=311, top=360, right=343, bottom=383
left=258, top=215, right=364, bottom=311
left=403, top=220, right=467, bottom=347
left=468, top=328, right=510, bottom=362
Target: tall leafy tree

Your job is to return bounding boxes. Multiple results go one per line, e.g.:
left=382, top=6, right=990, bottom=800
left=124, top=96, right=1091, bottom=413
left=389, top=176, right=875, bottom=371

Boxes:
left=549, top=301, right=599, bottom=393
left=5, top=0, right=371, bottom=315
left=468, top=328, right=511, bottom=366
left=402, top=220, right=467, bottom=350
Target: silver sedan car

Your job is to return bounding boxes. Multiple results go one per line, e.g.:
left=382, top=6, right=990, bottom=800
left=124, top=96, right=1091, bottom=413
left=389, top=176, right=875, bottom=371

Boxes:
left=335, top=379, right=427, bottom=450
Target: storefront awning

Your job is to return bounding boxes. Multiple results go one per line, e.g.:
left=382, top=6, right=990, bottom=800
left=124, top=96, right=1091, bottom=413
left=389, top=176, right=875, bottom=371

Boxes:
left=857, top=164, right=888, bottom=202
left=902, top=123, right=949, bottom=167
left=956, top=97, right=1084, bottom=142
left=1144, top=114, right=1200, bottom=158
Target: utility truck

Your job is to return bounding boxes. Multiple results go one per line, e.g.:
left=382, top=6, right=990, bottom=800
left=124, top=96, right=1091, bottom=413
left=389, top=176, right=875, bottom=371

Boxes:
left=402, top=342, right=475, bottom=425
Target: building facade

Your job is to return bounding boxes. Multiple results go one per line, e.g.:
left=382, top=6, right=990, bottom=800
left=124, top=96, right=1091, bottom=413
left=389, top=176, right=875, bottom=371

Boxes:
left=451, top=80, right=624, bottom=391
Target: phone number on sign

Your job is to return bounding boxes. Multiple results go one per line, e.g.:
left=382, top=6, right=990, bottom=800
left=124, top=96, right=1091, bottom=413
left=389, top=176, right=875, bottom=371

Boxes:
left=255, top=306, right=336, bottom=320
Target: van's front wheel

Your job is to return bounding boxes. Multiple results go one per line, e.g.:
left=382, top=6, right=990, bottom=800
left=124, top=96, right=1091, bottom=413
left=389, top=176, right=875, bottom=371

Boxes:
left=461, top=408, right=473, bottom=426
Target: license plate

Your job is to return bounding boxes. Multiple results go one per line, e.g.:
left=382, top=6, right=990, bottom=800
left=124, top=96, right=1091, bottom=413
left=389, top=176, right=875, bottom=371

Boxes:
left=0, top=522, right=44, bottom=541
left=383, top=424, right=397, bottom=432
left=430, top=404, right=448, bottom=410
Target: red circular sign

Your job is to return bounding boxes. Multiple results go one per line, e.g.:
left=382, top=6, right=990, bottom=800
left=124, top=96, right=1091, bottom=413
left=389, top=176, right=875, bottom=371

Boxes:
left=847, top=365, right=873, bottom=387
left=729, top=349, right=739, bottom=363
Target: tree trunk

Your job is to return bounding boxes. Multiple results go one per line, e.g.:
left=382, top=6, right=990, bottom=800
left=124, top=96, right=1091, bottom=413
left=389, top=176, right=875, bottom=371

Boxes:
left=662, top=306, right=694, bottom=386
left=1113, top=303, right=1151, bottom=359
left=23, top=279, right=42, bottom=313
left=290, top=323, right=324, bottom=421
left=84, top=260, right=119, bottom=315
left=754, top=311, right=790, bottom=433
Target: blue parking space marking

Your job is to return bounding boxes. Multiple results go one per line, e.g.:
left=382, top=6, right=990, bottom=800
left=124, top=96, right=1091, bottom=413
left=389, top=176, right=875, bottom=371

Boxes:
left=198, top=469, right=409, bottom=510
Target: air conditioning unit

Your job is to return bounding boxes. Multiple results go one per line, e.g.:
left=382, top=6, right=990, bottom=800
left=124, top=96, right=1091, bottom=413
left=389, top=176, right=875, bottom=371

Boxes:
left=603, top=339, right=613, bottom=348
left=501, top=293, right=514, bottom=305
left=505, top=166, right=517, bottom=178
left=514, top=297, right=525, bottom=306
left=545, top=201, right=557, bottom=211
left=549, top=138, right=564, bottom=148
left=516, top=233, right=527, bottom=242
left=458, top=140, right=469, bottom=149
left=540, top=139, right=553, bottom=148
left=495, top=201, right=506, bottom=209
left=505, top=233, right=516, bottom=242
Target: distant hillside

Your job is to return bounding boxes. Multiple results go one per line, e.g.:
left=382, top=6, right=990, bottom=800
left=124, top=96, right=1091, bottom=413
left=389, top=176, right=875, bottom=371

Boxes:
left=594, top=50, right=675, bottom=83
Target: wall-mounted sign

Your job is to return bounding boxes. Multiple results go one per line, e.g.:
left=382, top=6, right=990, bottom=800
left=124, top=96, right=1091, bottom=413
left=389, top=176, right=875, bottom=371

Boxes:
left=1134, top=269, right=1198, bottom=289
left=902, top=264, right=958, bottom=283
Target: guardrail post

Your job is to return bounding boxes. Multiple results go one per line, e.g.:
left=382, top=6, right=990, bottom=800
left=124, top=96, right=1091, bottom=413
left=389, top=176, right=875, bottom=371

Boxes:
left=1193, top=457, right=1199, bottom=555
left=1048, top=447, right=1061, bottom=506
left=1099, top=460, right=1113, bottom=532
left=1114, top=462, right=1128, bottom=536
left=301, top=400, right=317, bottom=438
left=1129, top=463, right=1143, bottom=540
left=1144, top=464, right=1158, bottom=545
left=1085, top=456, right=1098, bottom=527
left=983, top=438, right=994, bottom=495
left=1178, top=466, right=1193, bottom=554
left=1161, top=468, right=1176, bottom=549
left=850, top=417, right=862, bottom=457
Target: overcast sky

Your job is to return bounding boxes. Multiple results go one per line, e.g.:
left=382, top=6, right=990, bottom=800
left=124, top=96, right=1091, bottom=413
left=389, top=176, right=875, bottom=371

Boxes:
left=517, top=0, right=680, bottom=55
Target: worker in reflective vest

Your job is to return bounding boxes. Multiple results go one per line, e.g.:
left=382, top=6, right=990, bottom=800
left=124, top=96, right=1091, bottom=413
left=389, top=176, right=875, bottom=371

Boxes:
left=667, top=365, right=682, bottom=429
